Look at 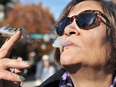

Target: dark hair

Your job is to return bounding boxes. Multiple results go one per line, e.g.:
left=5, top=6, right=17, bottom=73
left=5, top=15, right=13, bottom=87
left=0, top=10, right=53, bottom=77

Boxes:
left=54, top=0, right=116, bottom=68
left=101, top=1, right=116, bottom=68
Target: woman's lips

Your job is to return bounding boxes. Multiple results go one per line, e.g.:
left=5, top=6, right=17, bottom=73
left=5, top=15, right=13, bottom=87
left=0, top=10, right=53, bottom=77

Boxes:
left=61, top=41, right=73, bottom=46
left=63, top=41, right=79, bottom=49
left=52, top=36, right=79, bottom=48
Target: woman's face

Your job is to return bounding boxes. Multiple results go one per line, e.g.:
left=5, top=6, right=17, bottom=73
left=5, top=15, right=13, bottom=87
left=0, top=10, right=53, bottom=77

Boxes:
left=60, top=1, right=110, bottom=69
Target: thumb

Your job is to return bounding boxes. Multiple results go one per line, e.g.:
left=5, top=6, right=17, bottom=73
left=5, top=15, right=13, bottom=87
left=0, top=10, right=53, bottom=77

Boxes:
left=0, top=69, right=25, bottom=82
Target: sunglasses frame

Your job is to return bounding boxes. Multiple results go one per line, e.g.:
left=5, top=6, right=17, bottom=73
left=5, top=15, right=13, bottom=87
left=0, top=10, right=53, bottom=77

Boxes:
left=56, top=10, right=111, bottom=36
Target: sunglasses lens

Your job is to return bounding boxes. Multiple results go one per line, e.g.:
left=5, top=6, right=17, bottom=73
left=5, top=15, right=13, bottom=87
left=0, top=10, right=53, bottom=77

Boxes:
left=56, top=18, right=71, bottom=35
left=56, top=12, right=98, bottom=35
left=77, top=12, right=96, bottom=29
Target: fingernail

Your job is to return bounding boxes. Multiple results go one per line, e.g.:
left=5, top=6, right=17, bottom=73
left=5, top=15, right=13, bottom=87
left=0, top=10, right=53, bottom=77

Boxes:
left=18, top=28, right=22, bottom=31
left=24, top=61, right=33, bottom=65
left=17, top=75, right=25, bottom=81
left=13, top=28, right=17, bottom=31
left=17, top=57, right=23, bottom=60
left=12, top=28, right=17, bottom=33
left=15, top=28, right=22, bottom=33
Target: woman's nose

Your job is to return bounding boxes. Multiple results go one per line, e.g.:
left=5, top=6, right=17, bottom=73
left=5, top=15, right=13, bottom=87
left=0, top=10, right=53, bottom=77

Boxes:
left=64, top=23, right=80, bottom=36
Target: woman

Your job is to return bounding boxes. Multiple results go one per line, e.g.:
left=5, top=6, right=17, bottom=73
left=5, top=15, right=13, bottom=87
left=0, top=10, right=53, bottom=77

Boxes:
left=0, top=0, right=116, bottom=87
left=40, top=0, right=116, bottom=87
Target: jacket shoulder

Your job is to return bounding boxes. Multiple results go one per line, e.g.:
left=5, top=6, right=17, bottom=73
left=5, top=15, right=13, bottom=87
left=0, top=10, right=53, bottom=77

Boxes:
left=39, top=68, right=66, bottom=87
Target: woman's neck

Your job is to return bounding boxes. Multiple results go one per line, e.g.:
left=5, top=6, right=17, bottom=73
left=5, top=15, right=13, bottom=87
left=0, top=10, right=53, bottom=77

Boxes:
left=64, top=65, right=114, bottom=87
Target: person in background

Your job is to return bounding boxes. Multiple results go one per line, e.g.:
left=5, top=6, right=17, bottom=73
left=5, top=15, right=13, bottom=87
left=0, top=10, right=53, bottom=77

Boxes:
left=41, top=55, right=56, bottom=82
left=34, top=56, right=44, bottom=87
left=28, top=52, right=36, bottom=63
left=27, top=52, right=37, bottom=75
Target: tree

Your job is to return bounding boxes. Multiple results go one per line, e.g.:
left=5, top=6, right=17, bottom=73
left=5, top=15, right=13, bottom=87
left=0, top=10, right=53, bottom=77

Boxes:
left=1, top=2, right=55, bottom=61
left=3, top=2, right=55, bottom=34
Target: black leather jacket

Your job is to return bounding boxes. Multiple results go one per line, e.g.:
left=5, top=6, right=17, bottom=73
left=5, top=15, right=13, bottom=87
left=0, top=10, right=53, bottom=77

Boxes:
left=38, top=68, right=66, bottom=87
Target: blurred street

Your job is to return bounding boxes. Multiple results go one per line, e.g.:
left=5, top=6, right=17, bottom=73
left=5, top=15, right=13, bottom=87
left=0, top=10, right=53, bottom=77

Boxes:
left=22, top=75, right=35, bottom=87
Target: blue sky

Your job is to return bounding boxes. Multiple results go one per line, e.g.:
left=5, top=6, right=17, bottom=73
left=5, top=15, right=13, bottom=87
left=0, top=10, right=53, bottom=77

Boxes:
left=18, top=0, right=71, bottom=20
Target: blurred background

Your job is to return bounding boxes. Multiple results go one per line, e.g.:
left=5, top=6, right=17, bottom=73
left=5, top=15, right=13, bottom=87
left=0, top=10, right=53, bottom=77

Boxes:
left=0, top=0, right=115, bottom=87
left=0, top=0, right=71, bottom=87
left=0, top=0, right=71, bottom=61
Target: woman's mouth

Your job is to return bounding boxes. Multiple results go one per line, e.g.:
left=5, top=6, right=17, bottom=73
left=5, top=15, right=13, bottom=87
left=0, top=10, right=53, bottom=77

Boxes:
left=52, top=36, right=79, bottom=48
left=61, top=40, right=73, bottom=47
left=63, top=42, right=78, bottom=50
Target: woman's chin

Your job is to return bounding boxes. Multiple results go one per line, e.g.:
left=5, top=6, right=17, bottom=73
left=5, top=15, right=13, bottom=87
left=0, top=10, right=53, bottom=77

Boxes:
left=60, top=52, right=73, bottom=65
left=60, top=52, right=80, bottom=66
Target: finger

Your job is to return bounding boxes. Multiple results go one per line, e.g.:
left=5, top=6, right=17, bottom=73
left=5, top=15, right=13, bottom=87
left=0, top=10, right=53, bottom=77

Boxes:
left=0, top=58, right=32, bottom=69
left=7, top=31, right=22, bottom=49
left=0, top=69, right=25, bottom=82
left=2, top=30, right=22, bottom=51
left=0, top=31, right=22, bottom=58
left=15, top=68, right=24, bottom=75
left=17, top=57, right=23, bottom=61
left=15, top=57, right=24, bottom=75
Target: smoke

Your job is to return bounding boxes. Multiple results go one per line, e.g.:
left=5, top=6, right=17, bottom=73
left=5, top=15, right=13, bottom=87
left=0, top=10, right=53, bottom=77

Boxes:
left=52, top=36, right=72, bottom=48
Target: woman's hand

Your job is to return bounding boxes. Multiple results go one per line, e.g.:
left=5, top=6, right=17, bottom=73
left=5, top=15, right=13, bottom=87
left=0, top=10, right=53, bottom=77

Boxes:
left=0, top=31, right=32, bottom=87
left=0, top=30, right=22, bottom=58
left=0, top=57, right=32, bottom=87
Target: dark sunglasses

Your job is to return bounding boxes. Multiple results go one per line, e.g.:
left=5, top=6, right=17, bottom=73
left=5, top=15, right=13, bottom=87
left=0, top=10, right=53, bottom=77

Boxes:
left=56, top=10, right=111, bottom=36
